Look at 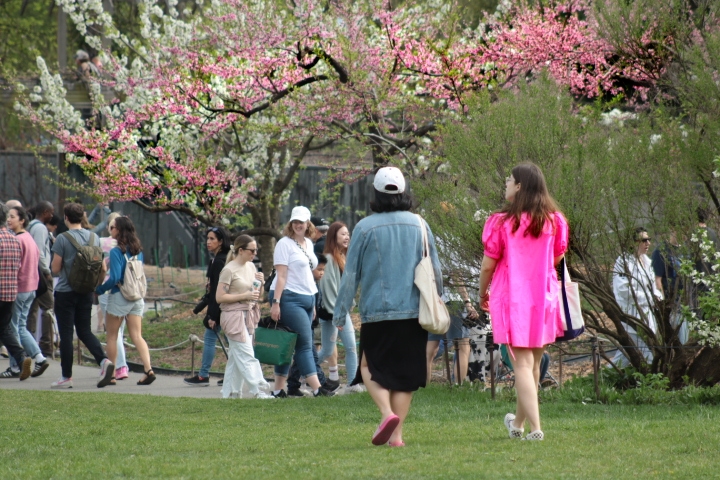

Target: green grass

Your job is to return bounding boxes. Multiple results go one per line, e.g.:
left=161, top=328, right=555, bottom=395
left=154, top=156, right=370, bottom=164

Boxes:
left=2, top=385, right=718, bottom=479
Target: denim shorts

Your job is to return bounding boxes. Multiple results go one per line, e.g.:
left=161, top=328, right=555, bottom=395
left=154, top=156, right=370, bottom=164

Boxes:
left=428, top=313, right=468, bottom=342
left=107, top=292, right=144, bottom=317
left=98, top=292, right=109, bottom=309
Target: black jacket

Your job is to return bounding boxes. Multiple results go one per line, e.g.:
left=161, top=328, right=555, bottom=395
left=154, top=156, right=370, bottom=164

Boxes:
left=206, top=251, right=228, bottom=323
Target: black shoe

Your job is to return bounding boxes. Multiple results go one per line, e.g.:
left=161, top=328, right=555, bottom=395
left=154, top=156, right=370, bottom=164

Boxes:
left=0, top=367, right=19, bottom=378
left=314, top=386, right=335, bottom=397
left=184, top=375, right=210, bottom=386
left=31, top=360, right=50, bottom=378
left=323, top=379, right=340, bottom=392
left=271, top=389, right=288, bottom=398
left=287, top=388, right=305, bottom=397
left=217, top=378, right=223, bottom=386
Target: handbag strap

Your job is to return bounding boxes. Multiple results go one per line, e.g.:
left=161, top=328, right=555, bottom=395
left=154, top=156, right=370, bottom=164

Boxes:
left=560, top=257, right=571, bottom=285
left=415, top=214, right=429, bottom=258
left=291, top=237, right=313, bottom=270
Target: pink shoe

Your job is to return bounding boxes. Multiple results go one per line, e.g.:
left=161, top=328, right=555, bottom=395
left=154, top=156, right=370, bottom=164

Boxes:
left=115, top=366, right=129, bottom=380
left=372, top=414, right=400, bottom=446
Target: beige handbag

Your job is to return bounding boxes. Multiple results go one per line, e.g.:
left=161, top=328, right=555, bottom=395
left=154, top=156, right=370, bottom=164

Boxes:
left=414, top=215, right=450, bottom=335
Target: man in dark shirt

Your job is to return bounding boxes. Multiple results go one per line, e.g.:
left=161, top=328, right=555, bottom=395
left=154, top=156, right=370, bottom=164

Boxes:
left=651, top=231, right=688, bottom=344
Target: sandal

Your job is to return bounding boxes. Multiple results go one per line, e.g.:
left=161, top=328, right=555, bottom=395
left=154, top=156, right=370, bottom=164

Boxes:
left=109, top=377, right=116, bottom=386
left=504, top=413, right=524, bottom=439
left=137, top=370, right=156, bottom=386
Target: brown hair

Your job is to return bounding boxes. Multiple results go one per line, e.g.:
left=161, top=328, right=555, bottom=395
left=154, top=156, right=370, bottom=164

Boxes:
left=113, top=216, right=142, bottom=255
left=281, top=220, right=317, bottom=239
left=501, top=163, right=560, bottom=238
left=323, top=221, right=348, bottom=273
left=64, top=202, right=85, bottom=224
left=225, top=234, right=256, bottom=264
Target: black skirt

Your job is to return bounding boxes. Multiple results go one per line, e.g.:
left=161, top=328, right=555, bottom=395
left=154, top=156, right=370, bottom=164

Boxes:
left=351, top=318, right=428, bottom=392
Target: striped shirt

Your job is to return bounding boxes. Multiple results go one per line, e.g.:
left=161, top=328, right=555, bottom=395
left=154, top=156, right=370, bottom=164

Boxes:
left=0, top=227, right=21, bottom=302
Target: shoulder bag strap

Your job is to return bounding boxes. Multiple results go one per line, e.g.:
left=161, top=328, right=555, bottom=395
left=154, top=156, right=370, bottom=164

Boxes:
left=415, top=214, right=429, bottom=258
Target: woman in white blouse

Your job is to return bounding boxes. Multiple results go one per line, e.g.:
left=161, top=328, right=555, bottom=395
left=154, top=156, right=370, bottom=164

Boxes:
left=612, top=227, right=663, bottom=366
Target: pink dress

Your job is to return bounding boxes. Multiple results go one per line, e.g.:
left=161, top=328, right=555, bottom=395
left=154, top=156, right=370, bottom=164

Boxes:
left=482, top=212, right=569, bottom=348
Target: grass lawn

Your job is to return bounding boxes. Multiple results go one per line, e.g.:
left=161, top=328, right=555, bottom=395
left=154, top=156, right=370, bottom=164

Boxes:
left=2, top=385, right=718, bottom=479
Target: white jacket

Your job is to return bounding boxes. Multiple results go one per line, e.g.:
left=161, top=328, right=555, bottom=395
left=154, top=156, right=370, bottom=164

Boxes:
left=612, top=254, right=663, bottom=333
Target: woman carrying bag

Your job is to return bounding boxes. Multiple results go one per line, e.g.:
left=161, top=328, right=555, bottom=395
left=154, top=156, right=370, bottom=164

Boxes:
left=478, top=163, right=569, bottom=441
left=268, top=206, right=334, bottom=398
left=96, top=216, right=155, bottom=386
left=216, top=235, right=271, bottom=399
left=333, top=167, right=443, bottom=447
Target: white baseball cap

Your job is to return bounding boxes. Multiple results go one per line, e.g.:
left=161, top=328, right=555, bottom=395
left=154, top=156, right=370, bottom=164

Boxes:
left=289, top=206, right=311, bottom=223
left=373, top=167, right=406, bottom=194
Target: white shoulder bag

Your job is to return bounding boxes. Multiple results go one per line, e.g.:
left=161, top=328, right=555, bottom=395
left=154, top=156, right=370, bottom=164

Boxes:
left=414, top=215, right=450, bottom=335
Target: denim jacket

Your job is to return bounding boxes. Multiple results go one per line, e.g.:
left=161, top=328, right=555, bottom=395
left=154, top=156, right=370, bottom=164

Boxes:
left=333, top=211, right=443, bottom=325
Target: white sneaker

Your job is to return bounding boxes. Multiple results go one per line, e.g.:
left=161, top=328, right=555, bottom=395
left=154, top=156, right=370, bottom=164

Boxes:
left=254, top=391, right=275, bottom=399
left=345, top=384, right=365, bottom=394
left=97, top=359, right=115, bottom=388
left=51, top=377, right=73, bottom=389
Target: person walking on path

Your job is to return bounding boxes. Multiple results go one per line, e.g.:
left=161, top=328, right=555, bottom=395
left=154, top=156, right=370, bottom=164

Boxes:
left=96, top=216, right=155, bottom=386
left=184, top=227, right=231, bottom=386
left=216, top=235, right=271, bottom=399
left=27, top=201, right=56, bottom=357
left=334, top=167, right=442, bottom=447
left=318, top=221, right=359, bottom=390
left=2, top=206, right=49, bottom=378
left=268, top=206, right=334, bottom=398
left=50, top=203, right=113, bottom=389
left=0, top=203, right=32, bottom=380
left=478, top=163, right=569, bottom=442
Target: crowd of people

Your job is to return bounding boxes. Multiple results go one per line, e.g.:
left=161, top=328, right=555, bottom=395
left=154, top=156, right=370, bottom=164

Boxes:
left=0, top=198, right=152, bottom=388
left=6, top=161, right=713, bottom=446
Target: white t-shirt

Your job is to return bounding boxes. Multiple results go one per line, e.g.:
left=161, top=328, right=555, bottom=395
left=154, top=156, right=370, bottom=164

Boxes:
left=270, top=236, right=318, bottom=295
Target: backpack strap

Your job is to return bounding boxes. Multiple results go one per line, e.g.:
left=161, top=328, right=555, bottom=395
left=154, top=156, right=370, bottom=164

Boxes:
left=28, top=219, right=42, bottom=232
left=89, top=232, right=98, bottom=247
left=61, top=231, right=83, bottom=251
left=62, top=231, right=98, bottom=250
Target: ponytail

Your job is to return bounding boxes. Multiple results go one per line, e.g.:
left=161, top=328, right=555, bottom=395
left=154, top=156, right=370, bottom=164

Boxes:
left=225, top=234, right=255, bottom=265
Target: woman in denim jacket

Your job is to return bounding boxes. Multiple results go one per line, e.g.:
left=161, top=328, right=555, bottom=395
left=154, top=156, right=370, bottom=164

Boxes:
left=333, top=167, right=442, bottom=447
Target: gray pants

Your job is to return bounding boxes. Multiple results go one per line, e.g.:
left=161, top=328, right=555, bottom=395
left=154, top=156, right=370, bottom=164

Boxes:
left=27, top=275, right=55, bottom=355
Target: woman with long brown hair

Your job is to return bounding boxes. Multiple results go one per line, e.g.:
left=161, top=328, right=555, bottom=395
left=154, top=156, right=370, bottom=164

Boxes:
left=318, top=221, right=359, bottom=390
left=478, top=162, right=569, bottom=441
left=96, top=216, right=155, bottom=386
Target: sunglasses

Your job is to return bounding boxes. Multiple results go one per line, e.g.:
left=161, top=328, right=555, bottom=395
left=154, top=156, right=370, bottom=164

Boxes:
left=242, top=248, right=258, bottom=254
left=638, top=238, right=652, bottom=243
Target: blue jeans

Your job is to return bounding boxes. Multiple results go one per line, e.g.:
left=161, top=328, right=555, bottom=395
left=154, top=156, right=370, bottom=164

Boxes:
left=287, top=325, right=327, bottom=390
left=200, top=324, right=222, bottom=378
left=270, top=290, right=317, bottom=378
left=318, top=316, right=358, bottom=382
left=9, top=291, right=41, bottom=369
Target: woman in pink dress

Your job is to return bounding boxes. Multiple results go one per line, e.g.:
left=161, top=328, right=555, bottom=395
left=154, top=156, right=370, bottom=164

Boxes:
left=478, top=163, right=568, bottom=441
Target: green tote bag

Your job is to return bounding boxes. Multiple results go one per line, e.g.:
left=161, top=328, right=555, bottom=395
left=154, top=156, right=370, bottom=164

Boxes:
left=253, top=322, right=298, bottom=366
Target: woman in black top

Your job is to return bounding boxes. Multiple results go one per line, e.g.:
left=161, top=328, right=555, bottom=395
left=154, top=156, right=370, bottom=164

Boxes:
left=184, top=227, right=231, bottom=386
